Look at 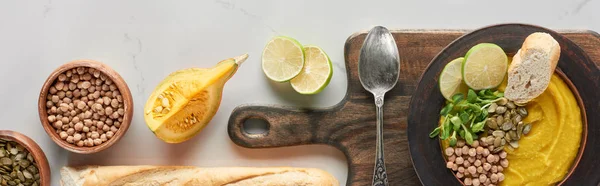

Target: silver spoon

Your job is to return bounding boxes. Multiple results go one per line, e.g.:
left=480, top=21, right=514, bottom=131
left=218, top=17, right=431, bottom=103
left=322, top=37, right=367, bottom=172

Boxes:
left=358, top=26, right=400, bottom=186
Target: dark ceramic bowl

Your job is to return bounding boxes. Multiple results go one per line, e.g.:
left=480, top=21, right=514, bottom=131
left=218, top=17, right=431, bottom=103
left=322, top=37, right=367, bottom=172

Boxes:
left=407, top=23, right=599, bottom=185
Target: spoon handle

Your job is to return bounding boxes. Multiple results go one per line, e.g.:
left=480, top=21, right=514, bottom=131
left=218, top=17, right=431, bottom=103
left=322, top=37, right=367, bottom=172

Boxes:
left=372, top=95, right=389, bottom=186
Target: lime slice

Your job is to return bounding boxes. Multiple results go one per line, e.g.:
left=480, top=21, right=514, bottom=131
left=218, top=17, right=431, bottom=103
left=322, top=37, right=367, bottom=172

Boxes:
left=439, top=57, right=469, bottom=101
left=262, top=36, right=305, bottom=82
left=290, top=45, right=333, bottom=94
left=462, top=43, right=508, bottom=90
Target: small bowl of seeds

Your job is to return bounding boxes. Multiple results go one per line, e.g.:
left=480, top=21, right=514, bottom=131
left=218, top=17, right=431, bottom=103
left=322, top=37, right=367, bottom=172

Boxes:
left=0, top=130, right=51, bottom=186
left=38, top=60, right=133, bottom=154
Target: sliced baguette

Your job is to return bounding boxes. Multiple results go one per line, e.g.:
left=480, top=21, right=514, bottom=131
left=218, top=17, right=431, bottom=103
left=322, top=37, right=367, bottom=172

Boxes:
left=504, top=32, right=560, bottom=104
left=60, top=166, right=339, bottom=186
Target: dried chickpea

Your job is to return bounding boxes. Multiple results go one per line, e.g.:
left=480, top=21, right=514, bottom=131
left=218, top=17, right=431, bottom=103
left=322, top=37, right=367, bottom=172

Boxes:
left=456, top=172, right=464, bottom=178
left=499, top=151, right=507, bottom=159
left=448, top=155, right=456, bottom=162
left=497, top=173, right=505, bottom=181
left=463, top=161, right=471, bottom=167
left=474, top=160, right=482, bottom=167
left=53, top=121, right=63, bottom=129
left=468, top=166, right=477, bottom=174
left=500, top=159, right=509, bottom=168
left=74, top=133, right=82, bottom=142
left=490, top=173, right=498, bottom=183
left=472, top=178, right=480, bottom=186
left=59, top=131, right=68, bottom=139
left=66, top=136, right=74, bottom=144
left=66, top=128, right=75, bottom=135
left=483, top=163, right=492, bottom=171
left=110, top=126, right=118, bottom=133
left=456, top=157, right=464, bottom=165
left=106, top=131, right=114, bottom=139
left=458, top=166, right=465, bottom=173
left=100, top=134, right=107, bottom=142
left=464, top=178, right=472, bottom=185
left=446, top=161, right=454, bottom=169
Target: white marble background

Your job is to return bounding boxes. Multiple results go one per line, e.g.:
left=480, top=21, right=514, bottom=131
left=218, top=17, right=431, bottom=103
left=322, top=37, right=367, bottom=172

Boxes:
left=0, top=0, right=598, bottom=185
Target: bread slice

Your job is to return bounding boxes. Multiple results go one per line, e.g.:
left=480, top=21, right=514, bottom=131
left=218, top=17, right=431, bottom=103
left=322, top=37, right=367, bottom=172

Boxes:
left=60, top=166, right=340, bottom=186
left=504, top=32, right=560, bottom=104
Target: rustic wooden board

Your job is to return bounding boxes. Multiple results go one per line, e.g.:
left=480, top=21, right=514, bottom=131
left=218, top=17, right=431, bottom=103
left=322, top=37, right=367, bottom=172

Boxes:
left=228, top=29, right=600, bottom=186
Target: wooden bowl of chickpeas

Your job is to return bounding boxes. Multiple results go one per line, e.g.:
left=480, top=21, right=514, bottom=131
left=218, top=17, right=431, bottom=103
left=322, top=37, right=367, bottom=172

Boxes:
left=38, top=60, right=133, bottom=154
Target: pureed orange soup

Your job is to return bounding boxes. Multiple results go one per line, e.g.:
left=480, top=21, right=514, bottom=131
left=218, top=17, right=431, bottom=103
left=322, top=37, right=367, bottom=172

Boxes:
left=499, top=74, right=582, bottom=185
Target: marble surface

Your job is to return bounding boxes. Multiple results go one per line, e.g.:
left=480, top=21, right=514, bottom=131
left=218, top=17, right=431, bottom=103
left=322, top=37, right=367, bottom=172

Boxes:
left=0, top=0, right=598, bottom=185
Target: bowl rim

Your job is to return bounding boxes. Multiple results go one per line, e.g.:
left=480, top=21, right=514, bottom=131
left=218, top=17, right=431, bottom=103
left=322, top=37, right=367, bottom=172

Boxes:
left=37, top=59, right=134, bottom=154
left=0, top=130, right=51, bottom=185
left=407, top=23, right=592, bottom=186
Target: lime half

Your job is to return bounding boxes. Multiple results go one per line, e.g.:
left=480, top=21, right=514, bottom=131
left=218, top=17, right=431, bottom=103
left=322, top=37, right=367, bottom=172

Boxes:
left=439, top=57, right=469, bottom=101
left=462, top=43, right=508, bottom=90
left=290, top=45, right=332, bottom=94
left=262, top=36, right=305, bottom=82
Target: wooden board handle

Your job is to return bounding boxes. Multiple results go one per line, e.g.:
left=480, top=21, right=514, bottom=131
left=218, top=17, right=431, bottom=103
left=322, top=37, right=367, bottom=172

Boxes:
left=228, top=104, right=326, bottom=148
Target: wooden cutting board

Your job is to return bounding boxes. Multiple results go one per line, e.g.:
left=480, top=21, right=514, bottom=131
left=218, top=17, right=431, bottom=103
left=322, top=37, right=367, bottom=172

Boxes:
left=228, top=30, right=600, bottom=186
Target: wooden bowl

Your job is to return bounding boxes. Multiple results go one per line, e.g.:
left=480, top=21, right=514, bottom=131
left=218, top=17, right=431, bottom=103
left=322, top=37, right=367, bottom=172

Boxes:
left=37, top=60, right=134, bottom=154
left=0, top=130, right=51, bottom=185
left=407, top=23, right=599, bottom=185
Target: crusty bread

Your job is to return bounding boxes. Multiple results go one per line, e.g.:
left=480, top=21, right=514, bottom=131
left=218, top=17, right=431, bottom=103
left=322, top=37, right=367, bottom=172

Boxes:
left=60, top=166, right=339, bottom=186
left=504, top=32, right=560, bottom=104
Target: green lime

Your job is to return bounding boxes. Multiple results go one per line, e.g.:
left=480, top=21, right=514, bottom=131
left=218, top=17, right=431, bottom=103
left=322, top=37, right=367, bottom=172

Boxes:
left=462, top=43, right=508, bottom=90
left=261, top=36, right=305, bottom=82
left=439, top=57, right=469, bottom=101
left=290, top=45, right=332, bottom=94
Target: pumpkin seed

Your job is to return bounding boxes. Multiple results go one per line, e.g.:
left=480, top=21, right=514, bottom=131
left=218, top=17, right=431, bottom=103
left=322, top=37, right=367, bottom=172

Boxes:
left=505, top=133, right=512, bottom=142
left=18, top=161, right=29, bottom=169
left=31, top=182, right=37, bottom=186
left=517, top=107, right=528, bottom=117
left=16, top=171, right=24, bottom=182
left=496, top=97, right=508, bottom=105
left=503, top=111, right=511, bottom=121
left=2, top=175, right=10, bottom=181
left=509, top=131, right=517, bottom=140
left=509, top=140, right=519, bottom=148
left=22, top=170, right=31, bottom=180
left=496, top=116, right=504, bottom=126
left=25, top=154, right=32, bottom=163
left=494, top=137, right=502, bottom=147
left=0, top=150, right=4, bottom=158
left=487, top=103, right=498, bottom=113
left=496, top=106, right=507, bottom=114
left=513, top=114, right=522, bottom=124
left=8, top=148, right=16, bottom=156
left=492, top=130, right=505, bottom=138
left=1, top=158, right=11, bottom=165
left=493, top=146, right=504, bottom=153
left=487, top=119, right=498, bottom=130
left=501, top=138, right=506, bottom=146
left=506, top=101, right=516, bottom=109
left=26, top=166, right=36, bottom=175
left=33, top=174, right=38, bottom=180
left=523, top=123, right=532, bottom=135
left=7, top=181, right=15, bottom=186
left=502, top=121, right=513, bottom=131
left=486, top=136, right=495, bottom=145
left=14, top=154, right=23, bottom=162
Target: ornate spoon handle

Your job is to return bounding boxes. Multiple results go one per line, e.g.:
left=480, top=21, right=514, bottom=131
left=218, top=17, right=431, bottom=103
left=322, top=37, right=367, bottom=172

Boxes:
left=372, top=96, right=388, bottom=186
